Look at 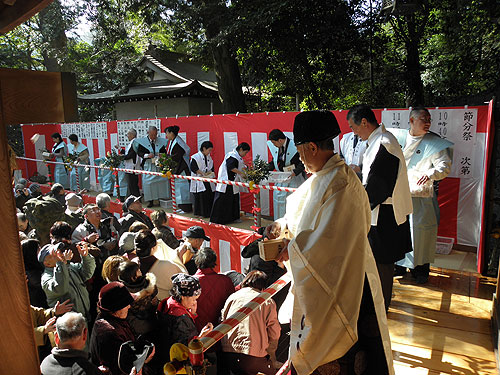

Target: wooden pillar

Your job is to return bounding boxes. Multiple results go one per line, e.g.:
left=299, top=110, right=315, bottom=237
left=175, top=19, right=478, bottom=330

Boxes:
left=0, top=68, right=77, bottom=373
left=0, top=81, right=40, bottom=374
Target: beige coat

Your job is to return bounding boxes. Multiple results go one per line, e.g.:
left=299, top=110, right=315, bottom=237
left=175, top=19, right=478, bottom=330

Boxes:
left=221, top=287, right=281, bottom=358
left=31, top=306, right=55, bottom=347
left=279, top=154, right=394, bottom=375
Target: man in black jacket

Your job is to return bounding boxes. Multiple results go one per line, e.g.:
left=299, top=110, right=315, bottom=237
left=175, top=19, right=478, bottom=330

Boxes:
left=119, top=196, right=154, bottom=236
left=122, top=128, right=141, bottom=197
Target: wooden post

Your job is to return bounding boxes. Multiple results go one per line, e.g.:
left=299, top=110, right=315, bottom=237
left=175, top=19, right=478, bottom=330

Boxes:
left=0, top=80, right=40, bottom=374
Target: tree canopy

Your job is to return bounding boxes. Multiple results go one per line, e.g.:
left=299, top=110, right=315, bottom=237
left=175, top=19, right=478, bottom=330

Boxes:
left=0, top=0, right=498, bottom=118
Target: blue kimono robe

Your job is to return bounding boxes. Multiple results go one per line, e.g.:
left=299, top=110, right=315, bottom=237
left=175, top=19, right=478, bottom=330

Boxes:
left=51, top=141, right=69, bottom=188
left=134, top=137, right=169, bottom=202
left=95, top=158, right=114, bottom=193
left=68, top=142, right=91, bottom=191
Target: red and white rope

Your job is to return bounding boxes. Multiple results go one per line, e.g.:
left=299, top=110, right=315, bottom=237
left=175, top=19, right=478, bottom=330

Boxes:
left=18, top=156, right=298, bottom=193
left=170, top=178, right=177, bottom=212
left=199, top=273, right=292, bottom=351
left=74, top=166, right=80, bottom=191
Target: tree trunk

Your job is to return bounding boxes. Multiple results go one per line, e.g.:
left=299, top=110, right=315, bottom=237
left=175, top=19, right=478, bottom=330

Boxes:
left=404, top=15, right=425, bottom=106
left=38, top=0, right=69, bottom=72
left=211, top=42, right=247, bottom=114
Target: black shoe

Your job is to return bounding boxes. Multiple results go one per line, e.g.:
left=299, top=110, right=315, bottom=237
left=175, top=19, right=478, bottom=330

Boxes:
left=394, top=265, right=407, bottom=277
left=147, top=201, right=154, bottom=208
left=415, top=275, right=429, bottom=284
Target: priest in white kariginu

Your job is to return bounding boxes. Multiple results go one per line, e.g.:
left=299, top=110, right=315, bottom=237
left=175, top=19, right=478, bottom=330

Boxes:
left=268, top=110, right=394, bottom=375
left=389, top=107, right=453, bottom=284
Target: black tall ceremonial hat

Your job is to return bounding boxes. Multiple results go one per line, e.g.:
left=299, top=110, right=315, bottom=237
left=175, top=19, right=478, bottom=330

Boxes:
left=293, top=110, right=341, bottom=145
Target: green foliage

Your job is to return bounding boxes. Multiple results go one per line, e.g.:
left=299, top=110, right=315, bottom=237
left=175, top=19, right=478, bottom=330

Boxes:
left=155, top=153, right=177, bottom=175
left=242, top=155, right=271, bottom=184
left=1, top=0, right=500, bottom=122
left=102, top=149, right=124, bottom=168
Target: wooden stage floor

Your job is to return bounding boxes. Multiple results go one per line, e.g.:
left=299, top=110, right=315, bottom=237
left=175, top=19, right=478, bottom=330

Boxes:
left=390, top=268, right=497, bottom=374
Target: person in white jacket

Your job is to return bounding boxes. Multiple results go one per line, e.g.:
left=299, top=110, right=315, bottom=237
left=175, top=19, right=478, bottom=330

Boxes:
left=390, top=107, right=453, bottom=284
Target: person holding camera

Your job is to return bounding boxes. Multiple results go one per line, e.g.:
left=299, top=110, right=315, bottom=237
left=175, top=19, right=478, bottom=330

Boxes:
left=40, top=221, right=96, bottom=326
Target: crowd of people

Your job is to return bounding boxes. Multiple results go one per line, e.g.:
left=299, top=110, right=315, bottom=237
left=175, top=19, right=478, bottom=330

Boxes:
left=16, top=179, right=287, bottom=374
left=14, top=105, right=453, bottom=375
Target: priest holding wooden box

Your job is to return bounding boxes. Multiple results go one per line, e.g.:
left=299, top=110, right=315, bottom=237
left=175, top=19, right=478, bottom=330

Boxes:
left=267, top=110, right=394, bottom=375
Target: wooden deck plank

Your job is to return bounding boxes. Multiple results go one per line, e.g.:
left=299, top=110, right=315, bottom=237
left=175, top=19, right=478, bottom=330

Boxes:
left=389, top=267, right=497, bottom=374
left=393, top=342, right=497, bottom=374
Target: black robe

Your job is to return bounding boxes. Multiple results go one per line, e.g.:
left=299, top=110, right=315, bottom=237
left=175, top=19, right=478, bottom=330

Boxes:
left=210, top=156, right=240, bottom=224
left=190, top=157, right=215, bottom=217
left=365, top=145, right=412, bottom=264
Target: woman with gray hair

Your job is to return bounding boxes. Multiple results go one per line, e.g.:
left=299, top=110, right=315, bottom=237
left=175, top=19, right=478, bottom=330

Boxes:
left=96, top=193, right=121, bottom=233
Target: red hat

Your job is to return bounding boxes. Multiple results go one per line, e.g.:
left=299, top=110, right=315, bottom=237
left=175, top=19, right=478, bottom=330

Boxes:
left=98, top=282, right=135, bottom=312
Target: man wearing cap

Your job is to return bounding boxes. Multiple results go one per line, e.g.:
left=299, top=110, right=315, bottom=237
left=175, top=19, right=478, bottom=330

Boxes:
left=268, top=110, right=394, bottom=375
left=40, top=222, right=96, bottom=326
left=181, top=226, right=210, bottom=275
left=90, top=282, right=154, bottom=375
left=347, top=104, right=412, bottom=310
left=267, top=129, right=306, bottom=220
left=119, top=196, right=154, bottom=236
left=40, top=312, right=103, bottom=375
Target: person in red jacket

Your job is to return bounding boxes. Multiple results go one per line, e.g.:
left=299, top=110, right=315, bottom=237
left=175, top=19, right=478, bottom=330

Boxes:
left=193, top=248, right=235, bottom=332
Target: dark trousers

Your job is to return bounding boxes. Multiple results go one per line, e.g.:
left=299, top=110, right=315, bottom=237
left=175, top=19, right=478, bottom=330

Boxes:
left=220, top=352, right=275, bottom=375
left=127, top=173, right=140, bottom=197
left=376, top=262, right=394, bottom=311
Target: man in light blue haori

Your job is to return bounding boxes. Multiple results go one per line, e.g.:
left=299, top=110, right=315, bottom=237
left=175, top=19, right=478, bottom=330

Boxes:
left=389, top=107, right=454, bottom=284
left=134, top=126, right=169, bottom=207
left=68, top=134, right=91, bottom=192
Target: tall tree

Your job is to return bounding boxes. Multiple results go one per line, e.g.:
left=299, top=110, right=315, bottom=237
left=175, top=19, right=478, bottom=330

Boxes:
left=233, top=0, right=366, bottom=109
left=147, top=0, right=246, bottom=113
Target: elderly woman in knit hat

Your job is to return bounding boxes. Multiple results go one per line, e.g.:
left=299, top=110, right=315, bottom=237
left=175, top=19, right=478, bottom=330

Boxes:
left=157, top=274, right=213, bottom=361
left=90, top=282, right=155, bottom=375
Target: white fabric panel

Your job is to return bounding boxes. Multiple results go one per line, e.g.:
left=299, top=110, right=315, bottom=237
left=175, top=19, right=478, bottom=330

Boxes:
left=457, top=178, right=481, bottom=247
left=473, top=133, right=486, bottom=180
left=86, top=140, right=97, bottom=190
left=333, top=135, right=340, bottom=154
left=97, top=139, right=106, bottom=159
left=457, top=133, right=486, bottom=248
left=251, top=132, right=270, bottom=216
left=97, top=139, right=106, bottom=192
left=224, top=132, right=238, bottom=155
left=240, top=245, right=250, bottom=274
left=34, top=135, right=48, bottom=175
left=110, top=133, right=118, bottom=149
left=260, top=189, right=271, bottom=217
left=178, top=132, right=187, bottom=144
left=197, top=132, right=210, bottom=152
left=219, top=240, right=231, bottom=273
left=284, top=132, right=294, bottom=140
left=251, top=132, right=268, bottom=162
